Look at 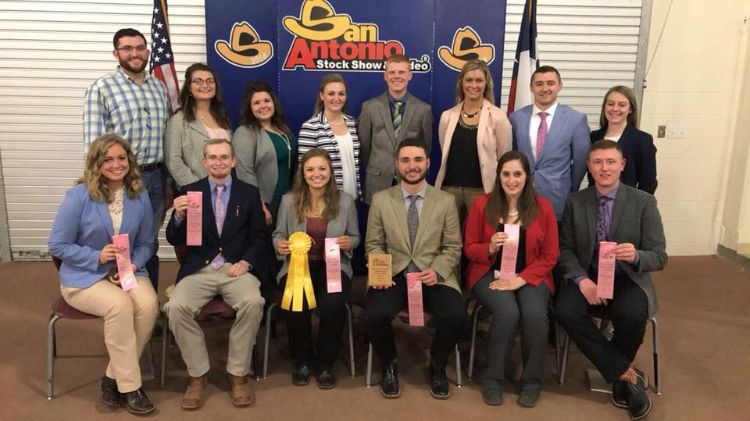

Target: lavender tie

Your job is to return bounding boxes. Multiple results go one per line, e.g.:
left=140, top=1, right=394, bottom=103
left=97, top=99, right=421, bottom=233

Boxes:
left=210, top=184, right=226, bottom=269
left=536, top=111, right=548, bottom=161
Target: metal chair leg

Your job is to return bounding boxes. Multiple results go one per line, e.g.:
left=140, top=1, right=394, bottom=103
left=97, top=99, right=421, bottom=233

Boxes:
left=468, top=304, right=482, bottom=379
left=651, top=317, right=660, bottom=395
left=454, top=344, right=462, bottom=387
left=263, top=302, right=277, bottom=378
left=366, top=343, right=373, bottom=387
left=345, top=303, right=355, bottom=377
left=559, top=328, right=570, bottom=385
left=160, top=311, right=168, bottom=388
left=47, top=314, right=61, bottom=399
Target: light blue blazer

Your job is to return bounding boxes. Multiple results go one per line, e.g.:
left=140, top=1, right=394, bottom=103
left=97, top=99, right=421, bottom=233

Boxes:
left=48, top=184, right=154, bottom=288
left=510, top=103, right=590, bottom=219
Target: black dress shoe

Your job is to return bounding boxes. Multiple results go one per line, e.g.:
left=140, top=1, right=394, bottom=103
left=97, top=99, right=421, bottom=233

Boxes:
left=315, top=365, right=336, bottom=389
left=123, top=388, right=155, bottom=415
left=428, top=362, right=450, bottom=399
left=517, top=389, right=540, bottom=408
left=100, top=376, right=120, bottom=408
left=292, top=363, right=311, bottom=386
left=481, top=384, right=503, bottom=406
left=612, top=380, right=629, bottom=408
left=625, top=374, right=652, bottom=420
left=380, top=359, right=400, bottom=399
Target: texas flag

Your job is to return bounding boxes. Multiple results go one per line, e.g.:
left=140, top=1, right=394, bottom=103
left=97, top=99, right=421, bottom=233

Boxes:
left=507, top=0, right=538, bottom=113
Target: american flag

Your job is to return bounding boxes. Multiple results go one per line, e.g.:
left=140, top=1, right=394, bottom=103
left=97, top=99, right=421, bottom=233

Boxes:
left=507, top=0, right=538, bottom=113
left=150, top=0, right=180, bottom=112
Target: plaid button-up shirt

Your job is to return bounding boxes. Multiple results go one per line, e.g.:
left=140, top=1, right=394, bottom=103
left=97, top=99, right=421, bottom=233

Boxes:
left=84, top=67, right=169, bottom=165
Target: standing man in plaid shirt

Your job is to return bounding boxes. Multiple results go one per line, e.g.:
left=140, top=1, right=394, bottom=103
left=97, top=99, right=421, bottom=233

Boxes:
left=84, top=28, right=169, bottom=290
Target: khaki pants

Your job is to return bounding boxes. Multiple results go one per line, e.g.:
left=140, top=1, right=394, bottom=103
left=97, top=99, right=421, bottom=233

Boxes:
left=164, top=263, right=264, bottom=377
left=442, top=185, right=484, bottom=228
left=60, top=276, right=158, bottom=392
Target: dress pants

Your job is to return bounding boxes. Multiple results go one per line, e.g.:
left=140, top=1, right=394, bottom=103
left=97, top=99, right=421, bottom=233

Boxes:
left=472, top=272, right=549, bottom=392
left=141, top=166, right=166, bottom=290
left=442, top=185, right=483, bottom=228
left=365, top=273, right=465, bottom=367
left=164, top=263, right=265, bottom=377
left=555, top=274, right=648, bottom=383
left=280, top=260, right=351, bottom=367
left=60, top=276, right=158, bottom=392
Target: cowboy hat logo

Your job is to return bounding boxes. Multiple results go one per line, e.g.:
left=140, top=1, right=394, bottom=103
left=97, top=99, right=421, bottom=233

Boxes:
left=283, top=0, right=353, bottom=41
left=215, top=21, right=273, bottom=68
left=438, top=26, right=495, bottom=71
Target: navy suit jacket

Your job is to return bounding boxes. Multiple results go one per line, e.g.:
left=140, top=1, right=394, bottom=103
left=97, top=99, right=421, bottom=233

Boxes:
left=589, top=125, right=657, bottom=194
left=167, top=177, right=267, bottom=282
left=510, top=103, right=590, bottom=219
left=49, top=184, right=154, bottom=288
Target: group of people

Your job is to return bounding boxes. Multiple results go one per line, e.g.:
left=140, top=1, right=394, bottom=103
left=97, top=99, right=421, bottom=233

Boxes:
left=48, top=27, right=665, bottom=420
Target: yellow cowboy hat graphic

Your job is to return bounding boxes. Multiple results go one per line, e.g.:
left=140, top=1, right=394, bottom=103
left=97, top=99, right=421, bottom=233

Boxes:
left=283, top=0, right=352, bottom=41
left=215, top=21, right=273, bottom=68
left=438, top=27, right=495, bottom=71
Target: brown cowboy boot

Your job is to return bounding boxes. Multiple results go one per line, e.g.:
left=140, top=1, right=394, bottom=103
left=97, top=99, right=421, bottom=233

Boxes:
left=181, top=374, right=207, bottom=410
left=228, top=373, right=254, bottom=407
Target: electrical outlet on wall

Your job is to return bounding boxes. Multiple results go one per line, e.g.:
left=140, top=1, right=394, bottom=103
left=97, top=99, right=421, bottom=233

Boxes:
left=667, top=124, right=687, bottom=139
left=657, top=125, right=666, bottom=138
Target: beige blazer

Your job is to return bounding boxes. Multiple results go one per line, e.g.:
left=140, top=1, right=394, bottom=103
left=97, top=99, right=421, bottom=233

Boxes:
left=365, top=184, right=462, bottom=292
left=435, top=99, right=512, bottom=193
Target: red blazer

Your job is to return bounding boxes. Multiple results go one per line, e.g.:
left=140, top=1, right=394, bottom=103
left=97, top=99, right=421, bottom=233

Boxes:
left=463, top=193, right=559, bottom=293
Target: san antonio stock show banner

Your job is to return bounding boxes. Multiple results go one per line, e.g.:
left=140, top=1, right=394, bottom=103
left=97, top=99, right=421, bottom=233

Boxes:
left=206, top=0, right=507, bottom=163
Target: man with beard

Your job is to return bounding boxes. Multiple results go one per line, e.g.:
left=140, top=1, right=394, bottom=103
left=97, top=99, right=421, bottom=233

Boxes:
left=84, top=28, right=169, bottom=290
left=365, top=138, right=465, bottom=400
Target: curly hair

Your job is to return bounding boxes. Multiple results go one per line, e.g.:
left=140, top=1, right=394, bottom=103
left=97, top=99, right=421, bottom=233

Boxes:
left=79, top=134, right=144, bottom=203
left=291, top=148, right=340, bottom=223
left=239, top=79, right=291, bottom=136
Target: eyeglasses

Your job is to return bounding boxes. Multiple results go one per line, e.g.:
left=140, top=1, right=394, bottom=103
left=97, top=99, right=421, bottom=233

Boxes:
left=116, top=45, right=147, bottom=53
left=191, top=78, right=216, bottom=86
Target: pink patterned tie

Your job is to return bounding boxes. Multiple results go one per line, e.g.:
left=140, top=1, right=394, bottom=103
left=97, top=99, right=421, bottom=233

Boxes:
left=210, top=184, right=226, bottom=269
left=536, top=111, right=548, bottom=162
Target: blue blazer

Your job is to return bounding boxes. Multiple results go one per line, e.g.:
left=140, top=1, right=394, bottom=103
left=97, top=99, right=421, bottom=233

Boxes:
left=510, top=104, right=590, bottom=219
left=48, top=184, right=154, bottom=289
left=166, top=177, right=267, bottom=282
left=589, top=125, right=657, bottom=194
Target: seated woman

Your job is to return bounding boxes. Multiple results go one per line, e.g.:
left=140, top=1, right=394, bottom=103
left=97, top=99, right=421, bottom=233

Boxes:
left=48, top=134, right=159, bottom=415
left=298, top=73, right=361, bottom=200
left=234, top=80, right=297, bottom=225
left=166, top=62, right=231, bottom=190
left=464, top=151, right=559, bottom=408
left=435, top=59, right=512, bottom=225
left=272, top=148, right=360, bottom=388
left=589, top=85, right=657, bottom=193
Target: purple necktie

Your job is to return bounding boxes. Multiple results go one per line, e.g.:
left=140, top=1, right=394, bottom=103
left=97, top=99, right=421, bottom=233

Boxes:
left=591, top=195, right=613, bottom=277
left=536, top=111, right=548, bottom=161
left=210, top=184, right=226, bottom=269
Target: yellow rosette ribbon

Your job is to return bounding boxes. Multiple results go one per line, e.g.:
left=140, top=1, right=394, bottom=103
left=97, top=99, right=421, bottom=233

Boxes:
left=281, top=231, right=317, bottom=312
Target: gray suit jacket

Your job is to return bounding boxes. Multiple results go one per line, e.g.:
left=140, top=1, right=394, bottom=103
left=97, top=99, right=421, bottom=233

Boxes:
left=233, top=125, right=296, bottom=205
left=558, top=184, right=667, bottom=316
left=359, top=92, right=432, bottom=204
left=165, top=110, right=209, bottom=188
left=366, top=184, right=462, bottom=292
left=272, top=192, right=360, bottom=282
left=510, top=103, right=590, bottom=219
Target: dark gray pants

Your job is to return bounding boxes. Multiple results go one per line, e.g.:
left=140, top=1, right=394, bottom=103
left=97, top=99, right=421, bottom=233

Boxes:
left=473, top=271, right=550, bottom=392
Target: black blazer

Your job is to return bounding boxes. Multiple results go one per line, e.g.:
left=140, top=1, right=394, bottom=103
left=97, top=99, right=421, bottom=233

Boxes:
left=589, top=125, right=657, bottom=194
left=167, top=177, right=267, bottom=282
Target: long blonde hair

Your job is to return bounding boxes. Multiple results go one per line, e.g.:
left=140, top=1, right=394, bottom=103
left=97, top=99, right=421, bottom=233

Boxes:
left=292, top=148, right=340, bottom=223
left=79, top=134, right=144, bottom=203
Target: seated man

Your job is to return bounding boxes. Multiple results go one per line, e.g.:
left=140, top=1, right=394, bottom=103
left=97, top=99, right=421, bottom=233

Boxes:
left=165, top=138, right=266, bottom=410
left=555, top=140, right=667, bottom=420
left=365, top=138, right=465, bottom=400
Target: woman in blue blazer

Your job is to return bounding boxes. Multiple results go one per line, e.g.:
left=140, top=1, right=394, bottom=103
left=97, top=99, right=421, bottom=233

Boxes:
left=48, top=134, right=158, bottom=415
left=272, top=148, right=360, bottom=389
left=590, top=86, right=658, bottom=194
